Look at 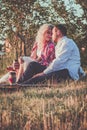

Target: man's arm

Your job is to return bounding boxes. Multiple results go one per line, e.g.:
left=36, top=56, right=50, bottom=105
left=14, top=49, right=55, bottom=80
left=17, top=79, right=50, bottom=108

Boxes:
left=44, top=41, right=73, bottom=74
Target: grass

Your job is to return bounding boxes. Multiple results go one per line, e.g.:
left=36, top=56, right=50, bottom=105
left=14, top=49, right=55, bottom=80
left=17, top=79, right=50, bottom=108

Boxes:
left=0, top=79, right=87, bottom=130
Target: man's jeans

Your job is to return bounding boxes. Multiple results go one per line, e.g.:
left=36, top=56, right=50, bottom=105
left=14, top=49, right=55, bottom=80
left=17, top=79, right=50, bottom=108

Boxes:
left=22, top=69, right=72, bottom=84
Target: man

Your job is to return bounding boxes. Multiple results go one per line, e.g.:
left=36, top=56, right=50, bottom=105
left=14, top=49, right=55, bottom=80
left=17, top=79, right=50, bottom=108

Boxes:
left=18, top=24, right=85, bottom=85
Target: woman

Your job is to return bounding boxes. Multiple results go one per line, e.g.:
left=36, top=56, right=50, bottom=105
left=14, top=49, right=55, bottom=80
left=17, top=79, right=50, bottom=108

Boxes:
left=0, top=24, right=55, bottom=85
left=16, top=24, right=55, bottom=83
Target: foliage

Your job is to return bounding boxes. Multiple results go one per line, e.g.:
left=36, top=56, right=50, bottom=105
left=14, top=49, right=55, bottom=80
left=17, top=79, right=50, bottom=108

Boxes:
left=0, top=0, right=87, bottom=65
left=0, top=44, right=3, bottom=51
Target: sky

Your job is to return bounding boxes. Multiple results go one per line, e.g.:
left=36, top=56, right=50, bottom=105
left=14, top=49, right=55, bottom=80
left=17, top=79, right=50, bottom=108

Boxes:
left=63, top=0, right=84, bottom=17
left=39, top=0, right=84, bottom=17
left=0, top=40, right=4, bottom=45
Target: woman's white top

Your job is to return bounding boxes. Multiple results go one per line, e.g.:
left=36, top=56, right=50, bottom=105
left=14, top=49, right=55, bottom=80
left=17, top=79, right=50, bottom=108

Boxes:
left=22, top=56, right=34, bottom=71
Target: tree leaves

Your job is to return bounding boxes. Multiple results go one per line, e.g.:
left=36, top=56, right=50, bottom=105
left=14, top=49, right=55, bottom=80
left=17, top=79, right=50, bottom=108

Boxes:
left=0, top=0, right=87, bottom=64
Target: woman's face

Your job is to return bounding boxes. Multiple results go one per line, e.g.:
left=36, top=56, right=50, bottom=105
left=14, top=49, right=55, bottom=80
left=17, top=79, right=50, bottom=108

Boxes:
left=44, top=28, right=52, bottom=43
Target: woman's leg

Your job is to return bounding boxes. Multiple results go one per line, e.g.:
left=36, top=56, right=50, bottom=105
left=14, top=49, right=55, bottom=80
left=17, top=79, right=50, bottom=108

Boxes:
left=16, top=56, right=34, bottom=82
left=17, top=61, right=46, bottom=83
left=16, top=64, right=24, bottom=82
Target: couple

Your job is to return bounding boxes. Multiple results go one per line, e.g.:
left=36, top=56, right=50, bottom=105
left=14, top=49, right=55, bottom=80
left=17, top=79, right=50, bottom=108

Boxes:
left=16, top=23, right=85, bottom=85
left=0, top=23, right=85, bottom=85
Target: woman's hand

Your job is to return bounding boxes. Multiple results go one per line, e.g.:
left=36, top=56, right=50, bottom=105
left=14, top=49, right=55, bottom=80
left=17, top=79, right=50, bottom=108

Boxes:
left=36, top=57, right=42, bottom=62
left=18, top=57, right=24, bottom=64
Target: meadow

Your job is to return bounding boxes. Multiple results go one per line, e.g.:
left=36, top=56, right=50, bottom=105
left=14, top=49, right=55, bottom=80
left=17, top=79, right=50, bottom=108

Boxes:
left=0, top=78, right=87, bottom=130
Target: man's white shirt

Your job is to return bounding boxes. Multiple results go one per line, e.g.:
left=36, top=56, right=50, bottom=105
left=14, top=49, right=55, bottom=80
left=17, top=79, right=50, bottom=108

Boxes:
left=44, top=36, right=82, bottom=80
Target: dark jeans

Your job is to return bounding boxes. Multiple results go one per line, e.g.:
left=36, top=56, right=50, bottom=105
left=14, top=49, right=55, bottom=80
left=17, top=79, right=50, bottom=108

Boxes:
left=17, top=61, right=46, bottom=83
left=22, top=69, right=72, bottom=84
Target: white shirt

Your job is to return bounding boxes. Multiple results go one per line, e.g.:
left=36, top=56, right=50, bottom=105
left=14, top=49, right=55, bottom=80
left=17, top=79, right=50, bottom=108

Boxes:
left=22, top=56, right=35, bottom=71
left=44, top=36, right=81, bottom=80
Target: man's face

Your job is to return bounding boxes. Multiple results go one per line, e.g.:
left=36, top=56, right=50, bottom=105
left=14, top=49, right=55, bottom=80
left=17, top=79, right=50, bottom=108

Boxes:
left=52, top=27, right=61, bottom=43
left=52, top=27, right=60, bottom=43
left=52, top=27, right=57, bottom=43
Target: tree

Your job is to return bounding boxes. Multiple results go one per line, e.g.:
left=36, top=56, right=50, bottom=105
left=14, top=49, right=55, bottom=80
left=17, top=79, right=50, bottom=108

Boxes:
left=0, top=0, right=87, bottom=65
left=0, top=44, right=2, bottom=51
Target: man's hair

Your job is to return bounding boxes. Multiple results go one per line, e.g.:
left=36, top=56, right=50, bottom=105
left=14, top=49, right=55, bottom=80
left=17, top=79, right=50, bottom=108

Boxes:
left=55, top=24, right=67, bottom=36
left=49, top=24, right=54, bottom=30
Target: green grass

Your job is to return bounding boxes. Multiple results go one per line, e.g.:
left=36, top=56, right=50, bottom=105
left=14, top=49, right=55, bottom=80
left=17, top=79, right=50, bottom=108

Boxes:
left=0, top=80, right=87, bottom=130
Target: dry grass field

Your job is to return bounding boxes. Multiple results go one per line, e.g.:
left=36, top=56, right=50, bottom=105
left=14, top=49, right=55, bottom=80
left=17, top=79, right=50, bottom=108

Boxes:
left=0, top=78, right=87, bottom=130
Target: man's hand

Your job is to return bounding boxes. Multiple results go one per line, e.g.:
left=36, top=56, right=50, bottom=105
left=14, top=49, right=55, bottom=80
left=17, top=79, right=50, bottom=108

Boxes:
left=32, top=72, right=45, bottom=78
